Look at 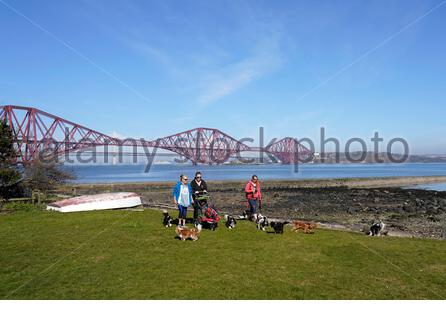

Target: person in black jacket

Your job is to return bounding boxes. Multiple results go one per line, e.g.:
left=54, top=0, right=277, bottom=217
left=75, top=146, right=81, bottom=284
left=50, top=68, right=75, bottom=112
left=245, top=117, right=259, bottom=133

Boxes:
left=190, top=171, right=208, bottom=224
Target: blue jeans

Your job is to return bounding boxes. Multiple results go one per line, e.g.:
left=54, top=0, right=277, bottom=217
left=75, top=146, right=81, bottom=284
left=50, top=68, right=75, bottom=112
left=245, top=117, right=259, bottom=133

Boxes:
left=248, top=199, right=257, bottom=216
left=178, top=205, right=188, bottom=219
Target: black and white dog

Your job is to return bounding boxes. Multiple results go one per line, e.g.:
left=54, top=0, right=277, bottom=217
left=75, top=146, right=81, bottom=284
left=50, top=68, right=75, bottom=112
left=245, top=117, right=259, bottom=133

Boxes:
left=270, top=221, right=288, bottom=234
left=369, top=220, right=386, bottom=236
left=225, top=215, right=237, bottom=229
left=163, top=210, right=173, bottom=228
left=256, top=214, right=269, bottom=231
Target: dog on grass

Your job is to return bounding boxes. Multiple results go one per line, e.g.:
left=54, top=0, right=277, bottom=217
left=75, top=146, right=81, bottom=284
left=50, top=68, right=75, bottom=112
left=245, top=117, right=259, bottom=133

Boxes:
left=369, top=220, right=386, bottom=236
left=163, top=210, right=173, bottom=228
left=270, top=221, right=288, bottom=234
left=225, top=215, right=237, bottom=229
left=256, top=214, right=269, bottom=231
left=175, top=225, right=201, bottom=241
left=239, top=209, right=253, bottom=220
left=292, top=221, right=318, bottom=234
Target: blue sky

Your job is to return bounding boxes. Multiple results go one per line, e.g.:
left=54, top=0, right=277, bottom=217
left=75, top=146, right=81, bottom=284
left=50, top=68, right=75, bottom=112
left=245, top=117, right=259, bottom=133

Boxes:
left=1, top=0, right=445, bottom=154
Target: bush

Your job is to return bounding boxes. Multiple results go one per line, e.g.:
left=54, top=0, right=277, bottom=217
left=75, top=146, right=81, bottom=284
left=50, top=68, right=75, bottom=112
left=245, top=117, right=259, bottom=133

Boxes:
left=23, top=158, right=76, bottom=193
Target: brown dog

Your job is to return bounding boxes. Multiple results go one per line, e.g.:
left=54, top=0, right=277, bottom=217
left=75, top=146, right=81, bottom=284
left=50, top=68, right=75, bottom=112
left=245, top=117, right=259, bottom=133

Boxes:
left=175, top=226, right=201, bottom=241
left=292, top=221, right=318, bottom=234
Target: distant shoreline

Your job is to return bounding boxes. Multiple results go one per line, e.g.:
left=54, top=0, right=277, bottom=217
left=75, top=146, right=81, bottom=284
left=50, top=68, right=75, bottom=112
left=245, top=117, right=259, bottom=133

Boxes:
left=62, top=161, right=446, bottom=166
left=69, top=175, right=446, bottom=189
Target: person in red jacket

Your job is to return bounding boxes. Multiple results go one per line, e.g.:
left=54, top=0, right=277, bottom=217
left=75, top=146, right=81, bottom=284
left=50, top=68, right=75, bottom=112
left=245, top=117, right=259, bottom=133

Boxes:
left=245, top=175, right=262, bottom=221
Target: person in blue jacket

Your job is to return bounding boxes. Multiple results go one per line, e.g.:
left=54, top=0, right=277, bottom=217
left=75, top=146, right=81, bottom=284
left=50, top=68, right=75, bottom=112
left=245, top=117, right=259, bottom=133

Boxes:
left=172, top=174, right=194, bottom=227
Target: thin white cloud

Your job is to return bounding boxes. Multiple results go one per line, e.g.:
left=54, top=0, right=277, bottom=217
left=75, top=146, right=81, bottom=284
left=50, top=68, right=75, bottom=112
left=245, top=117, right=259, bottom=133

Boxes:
left=81, top=0, right=286, bottom=107
left=126, top=40, right=171, bottom=67
left=197, top=36, right=283, bottom=105
left=125, top=33, right=284, bottom=106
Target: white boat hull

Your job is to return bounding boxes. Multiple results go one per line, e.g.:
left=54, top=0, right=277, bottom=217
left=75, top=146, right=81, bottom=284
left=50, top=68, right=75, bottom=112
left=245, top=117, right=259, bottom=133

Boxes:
left=47, top=192, right=142, bottom=213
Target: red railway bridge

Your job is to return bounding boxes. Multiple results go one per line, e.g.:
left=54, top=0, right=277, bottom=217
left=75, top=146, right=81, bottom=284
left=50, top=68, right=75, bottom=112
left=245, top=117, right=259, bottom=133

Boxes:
left=0, top=105, right=312, bottom=165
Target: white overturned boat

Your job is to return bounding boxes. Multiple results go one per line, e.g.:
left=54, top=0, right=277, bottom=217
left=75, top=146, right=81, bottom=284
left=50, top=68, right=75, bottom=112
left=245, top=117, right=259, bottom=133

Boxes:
left=47, top=192, right=142, bottom=213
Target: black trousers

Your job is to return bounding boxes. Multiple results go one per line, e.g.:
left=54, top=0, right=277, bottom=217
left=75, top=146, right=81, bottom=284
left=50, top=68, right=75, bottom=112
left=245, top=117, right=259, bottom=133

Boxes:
left=193, top=201, right=200, bottom=221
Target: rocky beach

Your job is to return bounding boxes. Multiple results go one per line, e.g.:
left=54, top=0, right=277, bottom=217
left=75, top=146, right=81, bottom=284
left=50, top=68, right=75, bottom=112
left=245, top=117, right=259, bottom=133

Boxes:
left=68, top=176, right=446, bottom=239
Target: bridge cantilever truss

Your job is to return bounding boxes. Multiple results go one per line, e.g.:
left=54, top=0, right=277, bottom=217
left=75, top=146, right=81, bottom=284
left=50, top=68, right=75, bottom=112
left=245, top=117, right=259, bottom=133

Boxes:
left=265, top=137, right=313, bottom=164
left=154, top=127, right=251, bottom=165
left=1, top=105, right=312, bottom=165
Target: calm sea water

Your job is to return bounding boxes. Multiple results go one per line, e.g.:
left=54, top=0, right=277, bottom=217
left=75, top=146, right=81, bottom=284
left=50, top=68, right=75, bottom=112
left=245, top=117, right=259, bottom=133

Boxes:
left=65, top=163, right=446, bottom=188
left=407, top=182, right=446, bottom=191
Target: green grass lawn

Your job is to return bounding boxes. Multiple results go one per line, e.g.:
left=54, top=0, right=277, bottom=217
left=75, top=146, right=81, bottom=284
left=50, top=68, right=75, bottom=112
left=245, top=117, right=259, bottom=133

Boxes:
left=1, top=204, right=445, bottom=299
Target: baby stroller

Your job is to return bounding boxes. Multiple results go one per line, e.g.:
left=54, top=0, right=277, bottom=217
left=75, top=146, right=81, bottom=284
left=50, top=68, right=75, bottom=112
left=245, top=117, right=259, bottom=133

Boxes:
left=195, top=192, right=221, bottom=231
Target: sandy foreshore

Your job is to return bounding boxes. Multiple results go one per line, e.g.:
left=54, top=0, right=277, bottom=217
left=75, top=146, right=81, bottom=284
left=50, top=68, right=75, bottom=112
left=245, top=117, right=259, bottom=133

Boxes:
left=62, top=176, right=446, bottom=239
